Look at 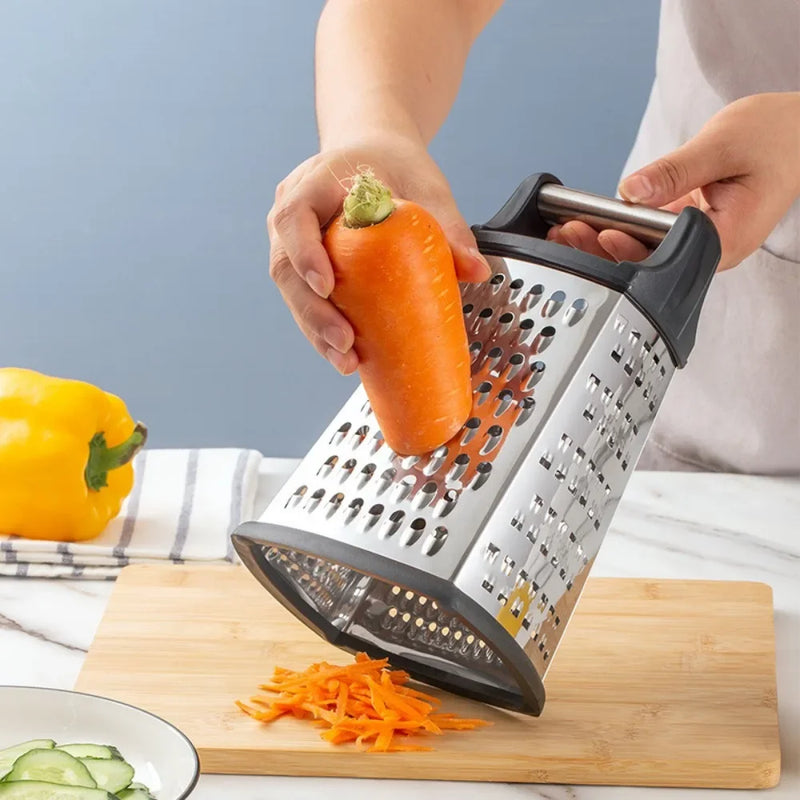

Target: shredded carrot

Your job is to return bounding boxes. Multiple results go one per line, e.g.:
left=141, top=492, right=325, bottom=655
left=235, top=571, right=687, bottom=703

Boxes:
left=237, top=652, right=490, bottom=752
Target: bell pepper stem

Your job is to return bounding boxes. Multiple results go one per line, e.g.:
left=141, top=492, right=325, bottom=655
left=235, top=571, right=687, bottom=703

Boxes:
left=85, top=422, right=148, bottom=492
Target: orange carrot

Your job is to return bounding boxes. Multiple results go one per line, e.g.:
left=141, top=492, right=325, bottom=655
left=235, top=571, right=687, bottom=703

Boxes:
left=236, top=651, right=490, bottom=753
left=323, top=170, right=473, bottom=456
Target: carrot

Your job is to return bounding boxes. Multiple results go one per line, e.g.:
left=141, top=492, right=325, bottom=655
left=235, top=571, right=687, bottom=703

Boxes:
left=236, top=651, right=490, bottom=753
left=323, top=169, right=473, bottom=456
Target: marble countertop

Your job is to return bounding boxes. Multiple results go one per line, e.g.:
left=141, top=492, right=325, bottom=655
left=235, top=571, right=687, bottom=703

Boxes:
left=1, top=458, right=797, bottom=799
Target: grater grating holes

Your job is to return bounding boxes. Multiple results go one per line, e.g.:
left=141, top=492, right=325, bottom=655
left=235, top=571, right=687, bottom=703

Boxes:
left=524, top=360, right=546, bottom=391
left=494, top=388, right=514, bottom=417
left=286, top=485, right=307, bottom=508
left=564, top=298, right=588, bottom=326
left=533, top=325, right=556, bottom=353
left=508, top=277, right=525, bottom=299
left=469, top=341, right=482, bottom=363
left=400, top=517, right=427, bottom=547
left=381, top=510, right=406, bottom=538
left=516, top=396, right=536, bottom=426
left=352, top=425, right=369, bottom=448
left=484, top=542, right=500, bottom=563
left=394, top=474, right=416, bottom=502
left=435, top=488, right=459, bottom=517
left=365, top=503, right=384, bottom=530
left=516, top=317, right=535, bottom=345
left=345, top=498, right=363, bottom=522
left=504, top=353, right=526, bottom=381
left=340, top=458, right=357, bottom=482
left=376, top=467, right=396, bottom=495
left=462, top=416, right=482, bottom=444
left=481, top=424, right=504, bottom=455
left=542, top=290, right=566, bottom=317
left=319, top=455, right=337, bottom=476
left=356, top=463, right=375, bottom=488
left=487, top=346, right=504, bottom=372
left=471, top=462, right=493, bottom=490
left=475, top=381, right=493, bottom=405
left=326, top=492, right=344, bottom=517
left=421, top=526, right=448, bottom=556
left=448, top=453, right=470, bottom=482
left=331, top=422, right=351, bottom=445
left=498, top=312, right=515, bottom=334
left=307, top=489, right=325, bottom=511
left=525, top=283, right=545, bottom=309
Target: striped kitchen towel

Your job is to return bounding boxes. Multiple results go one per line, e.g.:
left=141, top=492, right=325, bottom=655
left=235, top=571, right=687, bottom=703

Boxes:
left=0, top=448, right=263, bottom=580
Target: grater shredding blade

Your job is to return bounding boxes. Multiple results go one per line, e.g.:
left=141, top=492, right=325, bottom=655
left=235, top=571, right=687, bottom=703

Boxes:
left=233, top=174, right=720, bottom=715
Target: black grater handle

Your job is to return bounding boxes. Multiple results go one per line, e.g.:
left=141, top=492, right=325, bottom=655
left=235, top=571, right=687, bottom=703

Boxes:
left=472, top=173, right=721, bottom=368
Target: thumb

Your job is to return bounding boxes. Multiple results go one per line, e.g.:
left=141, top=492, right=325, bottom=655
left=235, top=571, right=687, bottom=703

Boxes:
left=619, top=126, right=734, bottom=207
left=434, top=200, right=492, bottom=283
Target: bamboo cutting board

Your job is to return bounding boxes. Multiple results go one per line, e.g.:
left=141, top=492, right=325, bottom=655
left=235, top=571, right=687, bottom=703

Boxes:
left=76, top=565, right=780, bottom=788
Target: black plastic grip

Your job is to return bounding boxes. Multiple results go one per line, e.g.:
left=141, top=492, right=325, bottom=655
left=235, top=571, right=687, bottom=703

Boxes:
left=471, top=173, right=721, bottom=368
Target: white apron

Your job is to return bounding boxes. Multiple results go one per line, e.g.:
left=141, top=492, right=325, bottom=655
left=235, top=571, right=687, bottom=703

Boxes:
left=629, top=0, right=800, bottom=475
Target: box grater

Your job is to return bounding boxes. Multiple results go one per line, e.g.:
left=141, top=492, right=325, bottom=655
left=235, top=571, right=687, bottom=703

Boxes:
left=233, top=173, right=720, bottom=716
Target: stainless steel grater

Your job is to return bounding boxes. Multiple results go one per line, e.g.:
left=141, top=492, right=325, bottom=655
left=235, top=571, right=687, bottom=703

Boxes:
left=233, top=173, right=720, bottom=716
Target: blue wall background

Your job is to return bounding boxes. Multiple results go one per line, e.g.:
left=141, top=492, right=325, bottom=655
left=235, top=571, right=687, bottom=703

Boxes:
left=0, top=1, right=659, bottom=456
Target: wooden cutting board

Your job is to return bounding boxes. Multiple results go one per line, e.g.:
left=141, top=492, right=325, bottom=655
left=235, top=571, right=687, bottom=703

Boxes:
left=76, top=565, right=780, bottom=788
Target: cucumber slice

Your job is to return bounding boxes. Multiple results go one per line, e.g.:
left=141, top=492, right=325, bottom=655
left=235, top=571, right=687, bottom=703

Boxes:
left=2, top=750, right=96, bottom=788
left=57, top=745, right=122, bottom=761
left=79, top=759, right=134, bottom=794
left=0, top=782, right=115, bottom=799
left=0, top=742, right=56, bottom=781
left=117, top=789, right=154, bottom=800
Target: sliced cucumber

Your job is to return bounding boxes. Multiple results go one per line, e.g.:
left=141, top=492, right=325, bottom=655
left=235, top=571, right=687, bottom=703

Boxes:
left=79, top=759, right=134, bottom=794
left=2, top=750, right=96, bottom=788
left=0, top=782, right=115, bottom=799
left=117, top=788, right=154, bottom=800
left=0, top=742, right=56, bottom=781
left=58, top=745, right=122, bottom=761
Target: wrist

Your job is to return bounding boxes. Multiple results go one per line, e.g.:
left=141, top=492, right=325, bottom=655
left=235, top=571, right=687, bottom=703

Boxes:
left=318, top=95, right=427, bottom=153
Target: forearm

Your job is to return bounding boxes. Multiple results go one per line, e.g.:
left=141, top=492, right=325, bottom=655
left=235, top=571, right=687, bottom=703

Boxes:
left=315, top=0, right=501, bottom=150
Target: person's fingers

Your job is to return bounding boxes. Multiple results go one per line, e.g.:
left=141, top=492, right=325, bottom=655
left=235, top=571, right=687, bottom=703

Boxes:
left=326, top=347, right=359, bottom=376
left=557, top=221, right=610, bottom=259
left=701, top=178, right=773, bottom=270
left=618, top=124, right=739, bottom=208
left=270, top=241, right=358, bottom=373
left=270, top=163, right=348, bottom=298
left=596, top=230, right=651, bottom=263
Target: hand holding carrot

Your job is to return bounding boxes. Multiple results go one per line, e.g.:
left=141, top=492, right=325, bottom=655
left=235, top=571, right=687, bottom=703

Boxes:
left=267, top=134, right=490, bottom=375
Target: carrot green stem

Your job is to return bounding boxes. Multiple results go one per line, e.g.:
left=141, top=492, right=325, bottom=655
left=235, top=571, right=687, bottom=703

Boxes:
left=342, top=170, right=395, bottom=228
left=85, top=422, right=148, bottom=492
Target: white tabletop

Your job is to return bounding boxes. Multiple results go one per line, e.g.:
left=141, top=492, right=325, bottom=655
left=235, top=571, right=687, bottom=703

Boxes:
left=1, top=458, right=798, bottom=799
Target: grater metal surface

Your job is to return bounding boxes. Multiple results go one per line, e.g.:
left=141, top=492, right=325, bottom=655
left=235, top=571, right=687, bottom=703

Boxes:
left=233, top=174, right=720, bottom=715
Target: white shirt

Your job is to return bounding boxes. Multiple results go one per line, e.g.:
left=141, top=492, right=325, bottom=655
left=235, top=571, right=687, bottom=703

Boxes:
left=631, top=0, right=800, bottom=474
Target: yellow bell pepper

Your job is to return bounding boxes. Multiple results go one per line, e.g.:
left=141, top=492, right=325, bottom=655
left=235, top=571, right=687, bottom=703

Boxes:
left=0, top=367, right=147, bottom=542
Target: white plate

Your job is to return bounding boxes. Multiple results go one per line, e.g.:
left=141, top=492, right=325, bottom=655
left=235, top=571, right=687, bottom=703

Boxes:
left=0, top=686, right=199, bottom=798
